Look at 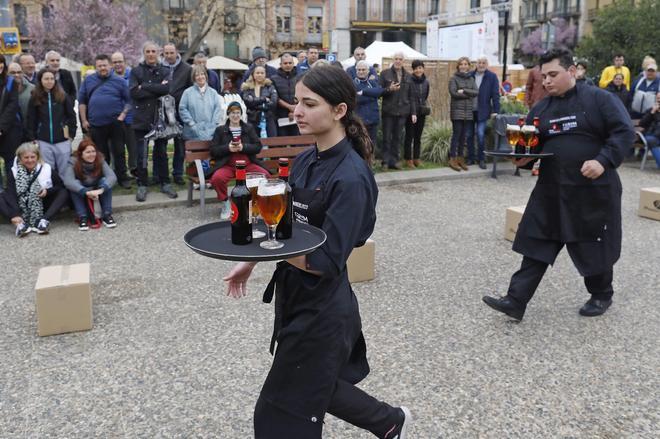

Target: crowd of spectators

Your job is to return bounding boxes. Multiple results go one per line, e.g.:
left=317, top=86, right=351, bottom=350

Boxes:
left=2, top=40, right=657, bottom=235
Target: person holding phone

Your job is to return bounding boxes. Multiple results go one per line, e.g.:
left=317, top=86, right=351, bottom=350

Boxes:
left=208, top=102, right=269, bottom=219
left=223, top=65, right=411, bottom=438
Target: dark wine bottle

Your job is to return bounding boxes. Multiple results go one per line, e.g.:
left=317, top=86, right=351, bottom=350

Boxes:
left=230, top=160, right=252, bottom=245
left=276, top=158, right=293, bottom=240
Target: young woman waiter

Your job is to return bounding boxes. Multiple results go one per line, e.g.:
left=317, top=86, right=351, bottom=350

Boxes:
left=223, top=65, right=412, bottom=438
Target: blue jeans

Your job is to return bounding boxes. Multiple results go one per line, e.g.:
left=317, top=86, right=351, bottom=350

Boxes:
left=450, top=120, right=474, bottom=158
left=70, top=187, right=113, bottom=218
left=467, top=115, right=488, bottom=162
left=645, top=134, right=660, bottom=167
left=172, top=137, right=185, bottom=178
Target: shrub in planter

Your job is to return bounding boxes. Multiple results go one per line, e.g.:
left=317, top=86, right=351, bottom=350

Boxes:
left=421, top=120, right=452, bottom=165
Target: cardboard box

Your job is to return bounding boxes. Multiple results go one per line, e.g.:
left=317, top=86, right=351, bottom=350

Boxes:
left=35, top=263, right=92, bottom=336
left=639, top=187, right=660, bottom=221
left=504, top=205, right=526, bottom=242
left=347, top=239, right=375, bottom=283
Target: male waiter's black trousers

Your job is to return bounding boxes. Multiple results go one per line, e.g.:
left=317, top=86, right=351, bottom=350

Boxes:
left=254, top=379, right=399, bottom=438
left=507, top=256, right=614, bottom=305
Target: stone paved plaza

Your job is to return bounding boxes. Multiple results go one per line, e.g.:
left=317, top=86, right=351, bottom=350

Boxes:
left=1, top=165, right=659, bottom=438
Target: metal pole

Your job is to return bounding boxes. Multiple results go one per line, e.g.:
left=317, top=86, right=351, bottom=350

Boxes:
left=501, top=10, right=509, bottom=84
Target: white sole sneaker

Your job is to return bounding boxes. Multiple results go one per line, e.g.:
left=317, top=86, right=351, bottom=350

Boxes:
left=398, top=406, right=412, bottom=439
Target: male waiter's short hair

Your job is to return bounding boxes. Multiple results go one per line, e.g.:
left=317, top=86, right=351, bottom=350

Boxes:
left=539, top=48, right=574, bottom=70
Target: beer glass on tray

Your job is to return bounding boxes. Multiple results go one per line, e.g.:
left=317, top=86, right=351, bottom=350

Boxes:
left=506, top=124, right=521, bottom=152
left=246, top=173, right=267, bottom=238
left=256, top=179, right=287, bottom=250
left=521, top=125, right=537, bottom=154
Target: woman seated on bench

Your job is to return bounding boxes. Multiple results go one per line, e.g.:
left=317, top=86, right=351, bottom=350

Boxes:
left=209, top=101, right=270, bottom=219
left=0, top=141, right=69, bottom=237
left=62, top=139, right=117, bottom=230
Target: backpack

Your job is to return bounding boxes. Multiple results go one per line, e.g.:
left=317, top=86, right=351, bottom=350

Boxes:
left=144, top=94, right=182, bottom=141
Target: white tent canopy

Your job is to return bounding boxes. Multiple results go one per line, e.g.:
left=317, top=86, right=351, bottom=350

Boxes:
left=206, top=56, right=249, bottom=71
left=341, top=41, right=428, bottom=68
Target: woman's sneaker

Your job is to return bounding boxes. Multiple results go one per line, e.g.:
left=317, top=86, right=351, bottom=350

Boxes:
left=79, top=216, right=89, bottom=231
left=384, top=406, right=412, bottom=439
left=36, top=218, right=50, bottom=234
left=102, top=214, right=117, bottom=228
left=15, top=222, right=30, bottom=238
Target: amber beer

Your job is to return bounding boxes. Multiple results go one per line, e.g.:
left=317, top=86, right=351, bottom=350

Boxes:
left=276, top=158, right=293, bottom=240
left=246, top=174, right=265, bottom=217
left=257, top=185, right=286, bottom=226
left=521, top=125, right=536, bottom=153
left=506, top=124, right=521, bottom=149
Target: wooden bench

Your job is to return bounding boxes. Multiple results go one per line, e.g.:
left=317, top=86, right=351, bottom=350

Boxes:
left=184, top=135, right=316, bottom=215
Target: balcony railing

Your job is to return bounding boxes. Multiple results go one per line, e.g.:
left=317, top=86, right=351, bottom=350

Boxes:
left=552, top=5, right=580, bottom=18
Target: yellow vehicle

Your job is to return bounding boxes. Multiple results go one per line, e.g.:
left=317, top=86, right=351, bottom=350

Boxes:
left=0, top=27, right=22, bottom=55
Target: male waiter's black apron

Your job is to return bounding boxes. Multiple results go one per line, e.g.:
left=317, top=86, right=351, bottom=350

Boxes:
left=509, top=86, right=622, bottom=302
left=256, top=147, right=369, bottom=433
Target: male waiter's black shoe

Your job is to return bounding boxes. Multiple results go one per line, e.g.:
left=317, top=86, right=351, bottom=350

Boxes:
left=482, top=295, right=526, bottom=321
left=579, top=298, right=612, bottom=317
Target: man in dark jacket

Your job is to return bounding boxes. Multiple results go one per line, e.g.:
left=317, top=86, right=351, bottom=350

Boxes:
left=296, top=46, right=320, bottom=76
left=379, top=52, right=417, bottom=170
left=271, top=53, right=299, bottom=136
left=467, top=56, right=500, bottom=169
left=238, top=47, right=277, bottom=89
left=345, top=47, right=378, bottom=80
left=129, top=41, right=178, bottom=202
left=78, top=54, right=132, bottom=188
left=483, top=49, right=635, bottom=321
left=44, top=51, right=77, bottom=99
left=162, top=43, right=193, bottom=185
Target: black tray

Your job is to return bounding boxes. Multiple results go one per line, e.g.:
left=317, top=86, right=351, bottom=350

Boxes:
left=184, top=222, right=327, bottom=262
left=486, top=151, right=554, bottom=159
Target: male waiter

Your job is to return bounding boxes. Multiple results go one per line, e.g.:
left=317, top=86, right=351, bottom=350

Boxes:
left=483, top=49, right=634, bottom=320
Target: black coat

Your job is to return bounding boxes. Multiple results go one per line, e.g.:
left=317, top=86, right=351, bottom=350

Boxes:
left=639, top=108, right=660, bottom=138
left=27, top=93, right=77, bottom=143
left=162, top=59, right=193, bottom=106
left=515, top=83, right=635, bottom=275
left=208, top=121, right=264, bottom=174
left=379, top=66, right=417, bottom=117
left=240, top=79, right=278, bottom=127
left=271, top=67, right=297, bottom=119
left=0, top=77, right=19, bottom=136
left=605, top=82, right=630, bottom=109
left=57, top=69, right=77, bottom=99
left=129, top=62, right=171, bottom=132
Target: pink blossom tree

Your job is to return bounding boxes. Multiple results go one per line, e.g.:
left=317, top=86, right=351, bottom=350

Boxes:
left=520, top=28, right=545, bottom=56
left=27, top=0, right=147, bottom=65
left=519, top=19, right=577, bottom=57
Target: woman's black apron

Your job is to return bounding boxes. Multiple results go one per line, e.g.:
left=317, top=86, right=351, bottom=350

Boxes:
left=514, top=86, right=622, bottom=276
left=259, top=147, right=369, bottom=425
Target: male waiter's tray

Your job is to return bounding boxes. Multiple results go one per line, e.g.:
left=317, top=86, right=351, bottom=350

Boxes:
left=486, top=151, right=554, bottom=159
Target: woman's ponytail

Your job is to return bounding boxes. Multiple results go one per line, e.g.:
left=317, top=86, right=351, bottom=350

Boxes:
left=343, top=112, right=373, bottom=165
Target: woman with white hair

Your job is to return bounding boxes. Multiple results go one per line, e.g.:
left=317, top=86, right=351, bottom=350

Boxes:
left=353, top=60, right=384, bottom=150
left=0, top=141, right=68, bottom=236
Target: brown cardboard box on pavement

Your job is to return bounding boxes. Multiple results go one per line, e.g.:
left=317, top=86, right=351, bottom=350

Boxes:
left=504, top=205, right=526, bottom=242
left=638, top=187, right=660, bottom=221
left=347, top=239, right=375, bottom=283
left=35, top=263, right=92, bottom=336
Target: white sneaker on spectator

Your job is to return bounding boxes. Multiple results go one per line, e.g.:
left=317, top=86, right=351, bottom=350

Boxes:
left=15, top=222, right=30, bottom=238
left=193, top=183, right=201, bottom=190
left=36, top=218, right=50, bottom=234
